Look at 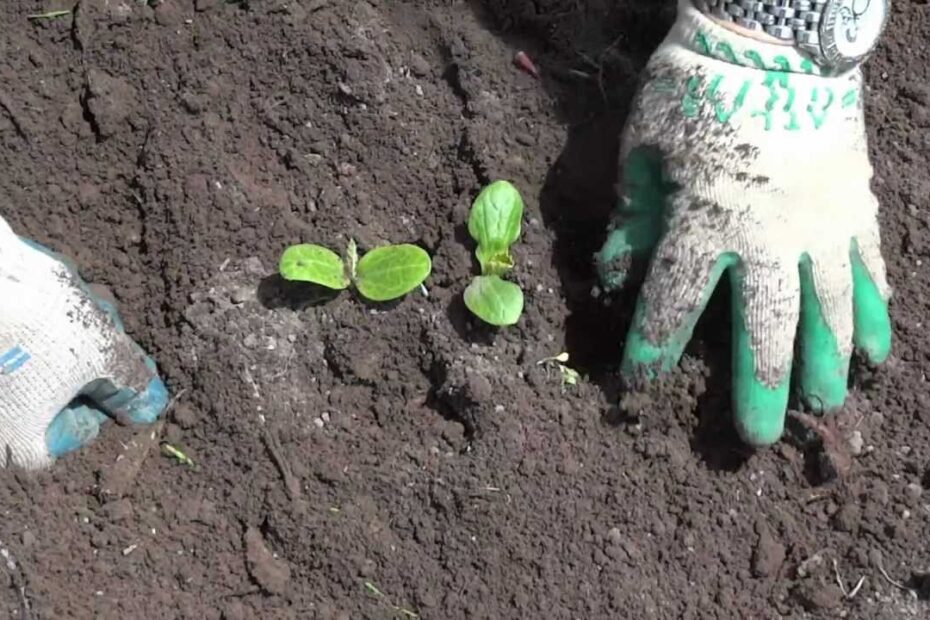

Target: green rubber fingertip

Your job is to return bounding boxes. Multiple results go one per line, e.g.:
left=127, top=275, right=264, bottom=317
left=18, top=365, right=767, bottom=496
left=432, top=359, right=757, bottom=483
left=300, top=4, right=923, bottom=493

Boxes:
left=620, top=254, right=735, bottom=379
left=731, top=271, right=791, bottom=447
left=851, top=249, right=892, bottom=364
left=620, top=301, right=688, bottom=378
left=596, top=147, right=671, bottom=292
left=797, top=255, right=850, bottom=412
left=596, top=219, right=661, bottom=291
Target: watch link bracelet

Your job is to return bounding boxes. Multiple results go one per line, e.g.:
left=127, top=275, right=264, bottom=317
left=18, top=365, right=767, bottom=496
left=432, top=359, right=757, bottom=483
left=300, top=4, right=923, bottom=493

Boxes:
left=692, top=0, right=890, bottom=72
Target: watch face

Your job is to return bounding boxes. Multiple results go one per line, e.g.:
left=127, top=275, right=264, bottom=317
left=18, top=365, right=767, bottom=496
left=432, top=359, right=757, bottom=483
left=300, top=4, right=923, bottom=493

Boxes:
left=821, top=0, right=889, bottom=66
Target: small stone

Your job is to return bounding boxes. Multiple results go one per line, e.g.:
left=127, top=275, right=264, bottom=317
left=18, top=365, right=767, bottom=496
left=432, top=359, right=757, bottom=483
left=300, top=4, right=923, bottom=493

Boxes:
left=101, top=498, right=133, bottom=522
left=606, top=527, right=623, bottom=544
left=230, top=287, right=251, bottom=304
left=870, top=481, right=890, bottom=505
left=244, top=527, right=291, bottom=595
left=847, top=430, right=864, bottom=456
left=164, top=423, right=183, bottom=445
left=21, top=531, right=36, bottom=549
left=408, top=52, right=431, bottom=77
left=153, top=1, right=183, bottom=26
left=833, top=502, right=860, bottom=533
left=751, top=525, right=785, bottom=578
left=172, top=403, right=199, bottom=430
left=905, top=482, right=923, bottom=503
left=794, top=582, right=843, bottom=611
left=796, top=552, right=825, bottom=578
left=337, top=162, right=357, bottom=176
left=313, top=417, right=325, bottom=429
left=221, top=600, right=247, bottom=620
left=180, top=92, right=203, bottom=114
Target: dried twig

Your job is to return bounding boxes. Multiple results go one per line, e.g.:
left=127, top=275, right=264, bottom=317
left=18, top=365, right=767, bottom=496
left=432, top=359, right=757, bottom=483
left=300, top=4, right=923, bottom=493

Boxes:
left=833, top=558, right=866, bottom=599
left=0, top=90, right=31, bottom=143
left=262, top=430, right=301, bottom=501
left=0, top=538, right=33, bottom=619
left=876, top=560, right=918, bottom=597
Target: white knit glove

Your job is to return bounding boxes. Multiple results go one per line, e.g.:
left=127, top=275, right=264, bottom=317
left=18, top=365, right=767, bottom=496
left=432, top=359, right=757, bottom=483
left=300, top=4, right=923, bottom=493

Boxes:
left=0, top=216, right=168, bottom=469
left=596, top=0, right=892, bottom=446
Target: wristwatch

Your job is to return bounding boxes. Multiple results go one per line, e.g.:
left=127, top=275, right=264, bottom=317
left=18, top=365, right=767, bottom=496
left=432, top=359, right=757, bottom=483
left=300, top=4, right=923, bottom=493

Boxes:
left=692, top=0, right=889, bottom=72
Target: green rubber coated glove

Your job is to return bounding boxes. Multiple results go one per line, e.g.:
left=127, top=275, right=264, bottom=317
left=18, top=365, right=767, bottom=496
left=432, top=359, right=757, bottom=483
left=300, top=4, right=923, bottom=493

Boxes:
left=595, top=0, right=892, bottom=447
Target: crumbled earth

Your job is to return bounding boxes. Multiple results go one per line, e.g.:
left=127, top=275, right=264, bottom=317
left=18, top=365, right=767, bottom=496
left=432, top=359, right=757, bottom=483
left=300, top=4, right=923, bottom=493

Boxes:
left=1, top=0, right=928, bottom=618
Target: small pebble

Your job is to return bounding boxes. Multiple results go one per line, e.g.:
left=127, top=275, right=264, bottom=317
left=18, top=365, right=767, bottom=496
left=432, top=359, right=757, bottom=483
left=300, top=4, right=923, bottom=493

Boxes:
left=847, top=430, right=864, bottom=456
left=751, top=525, right=785, bottom=578
left=796, top=552, right=824, bottom=578
left=231, top=287, right=251, bottom=304
left=313, top=418, right=324, bottom=429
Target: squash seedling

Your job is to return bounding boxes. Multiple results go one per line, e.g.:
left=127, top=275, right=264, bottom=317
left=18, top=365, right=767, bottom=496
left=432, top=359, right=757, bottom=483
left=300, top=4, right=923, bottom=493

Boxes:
left=279, top=239, right=431, bottom=302
left=537, top=352, right=581, bottom=392
left=464, top=180, right=525, bottom=326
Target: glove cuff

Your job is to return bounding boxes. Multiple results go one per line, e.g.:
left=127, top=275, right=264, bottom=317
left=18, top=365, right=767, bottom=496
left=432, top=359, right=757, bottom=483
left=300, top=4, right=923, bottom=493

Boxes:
left=668, top=0, right=826, bottom=76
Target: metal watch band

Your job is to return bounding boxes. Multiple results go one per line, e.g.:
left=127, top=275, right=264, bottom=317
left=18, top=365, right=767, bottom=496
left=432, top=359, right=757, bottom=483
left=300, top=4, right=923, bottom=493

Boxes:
left=692, top=0, right=826, bottom=57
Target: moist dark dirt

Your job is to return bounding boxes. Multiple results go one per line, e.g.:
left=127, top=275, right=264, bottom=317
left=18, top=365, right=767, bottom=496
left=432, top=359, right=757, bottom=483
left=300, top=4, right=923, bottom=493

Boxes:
left=1, top=0, right=928, bottom=618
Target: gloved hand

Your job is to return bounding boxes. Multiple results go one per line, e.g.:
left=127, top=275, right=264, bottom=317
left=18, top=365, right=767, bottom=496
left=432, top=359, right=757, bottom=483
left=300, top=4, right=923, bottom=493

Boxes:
left=595, top=0, right=892, bottom=446
left=0, top=215, right=169, bottom=469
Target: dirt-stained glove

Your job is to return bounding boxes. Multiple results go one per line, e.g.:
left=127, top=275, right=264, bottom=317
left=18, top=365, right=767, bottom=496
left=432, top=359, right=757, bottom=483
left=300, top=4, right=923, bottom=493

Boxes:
left=595, top=0, right=892, bottom=446
left=0, top=215, right=169, bottom=469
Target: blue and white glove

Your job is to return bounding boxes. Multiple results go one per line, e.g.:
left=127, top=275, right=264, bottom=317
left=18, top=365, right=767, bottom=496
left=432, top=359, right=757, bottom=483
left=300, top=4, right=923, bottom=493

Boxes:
left=0, top=215, right=169, bottom=469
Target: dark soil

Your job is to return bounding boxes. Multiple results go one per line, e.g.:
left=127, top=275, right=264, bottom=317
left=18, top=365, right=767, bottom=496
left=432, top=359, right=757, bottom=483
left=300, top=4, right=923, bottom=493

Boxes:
left=1, top=0, right=928, bottom=618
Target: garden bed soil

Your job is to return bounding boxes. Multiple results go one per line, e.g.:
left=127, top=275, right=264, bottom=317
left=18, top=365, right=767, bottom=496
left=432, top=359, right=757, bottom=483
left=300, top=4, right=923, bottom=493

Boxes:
left=1, top=0, right=929, bottom=618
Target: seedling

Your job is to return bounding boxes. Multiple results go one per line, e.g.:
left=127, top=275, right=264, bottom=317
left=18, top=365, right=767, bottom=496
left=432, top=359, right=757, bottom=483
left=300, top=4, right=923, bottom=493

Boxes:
left=279, top=238, right=431, bottom=303
left=363, top=581, right=419, bottom=618
left=537, top=352, right=581, bottom=392
left=161, top=442, right=195, bottom=467
left=464, top=180, right=526, bottom=326
left=27, top=9, right=71, bottom=19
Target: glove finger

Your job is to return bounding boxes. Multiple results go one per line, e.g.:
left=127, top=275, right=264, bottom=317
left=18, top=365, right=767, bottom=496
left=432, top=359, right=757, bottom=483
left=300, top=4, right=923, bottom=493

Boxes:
left=75, top=284, right=169, bottom=424
left=17, top=236, right=81, bottom=275
left=80, top=348, right=169, bottom=425
left=19, top=235, right=170, bottom=424
left=797, top=252, right=853, bottom=412
left=621, top=232, right=731, bottom=377
left=45, top=402, right=110, bottom=458
left=19, top=236, right=130, bottom=331
left=851, top=233, right=892, bottom=363
left=595, top=146, right=668, bottom=292
left=731, top=258, right=799, bottom=447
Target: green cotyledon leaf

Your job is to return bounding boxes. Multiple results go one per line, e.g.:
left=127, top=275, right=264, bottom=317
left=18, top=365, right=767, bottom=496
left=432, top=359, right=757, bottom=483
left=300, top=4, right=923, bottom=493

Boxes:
left=279, top=244, right=350, bottom=290
left=463, top=275, right=524, bottom=326
left=468, top=180, right=524, bottom=275
left=355, top=244, right=432, bottom=302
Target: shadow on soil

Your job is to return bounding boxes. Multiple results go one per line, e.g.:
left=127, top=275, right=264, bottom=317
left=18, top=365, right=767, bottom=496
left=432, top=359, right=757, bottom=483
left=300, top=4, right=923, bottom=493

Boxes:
left=472, top=0, right=750, bottom=469
left=257, top=274, right=340, bottom=310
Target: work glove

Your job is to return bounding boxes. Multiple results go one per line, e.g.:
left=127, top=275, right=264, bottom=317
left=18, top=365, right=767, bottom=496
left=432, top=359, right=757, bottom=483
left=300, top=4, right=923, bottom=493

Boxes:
left=0, top=215, right=169, bottom=469
left=595, top=0, right=892, bottom=446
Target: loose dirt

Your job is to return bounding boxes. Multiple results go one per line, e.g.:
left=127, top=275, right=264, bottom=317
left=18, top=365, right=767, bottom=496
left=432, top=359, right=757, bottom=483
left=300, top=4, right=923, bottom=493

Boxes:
left=0, top=1, right=928, bottom=618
